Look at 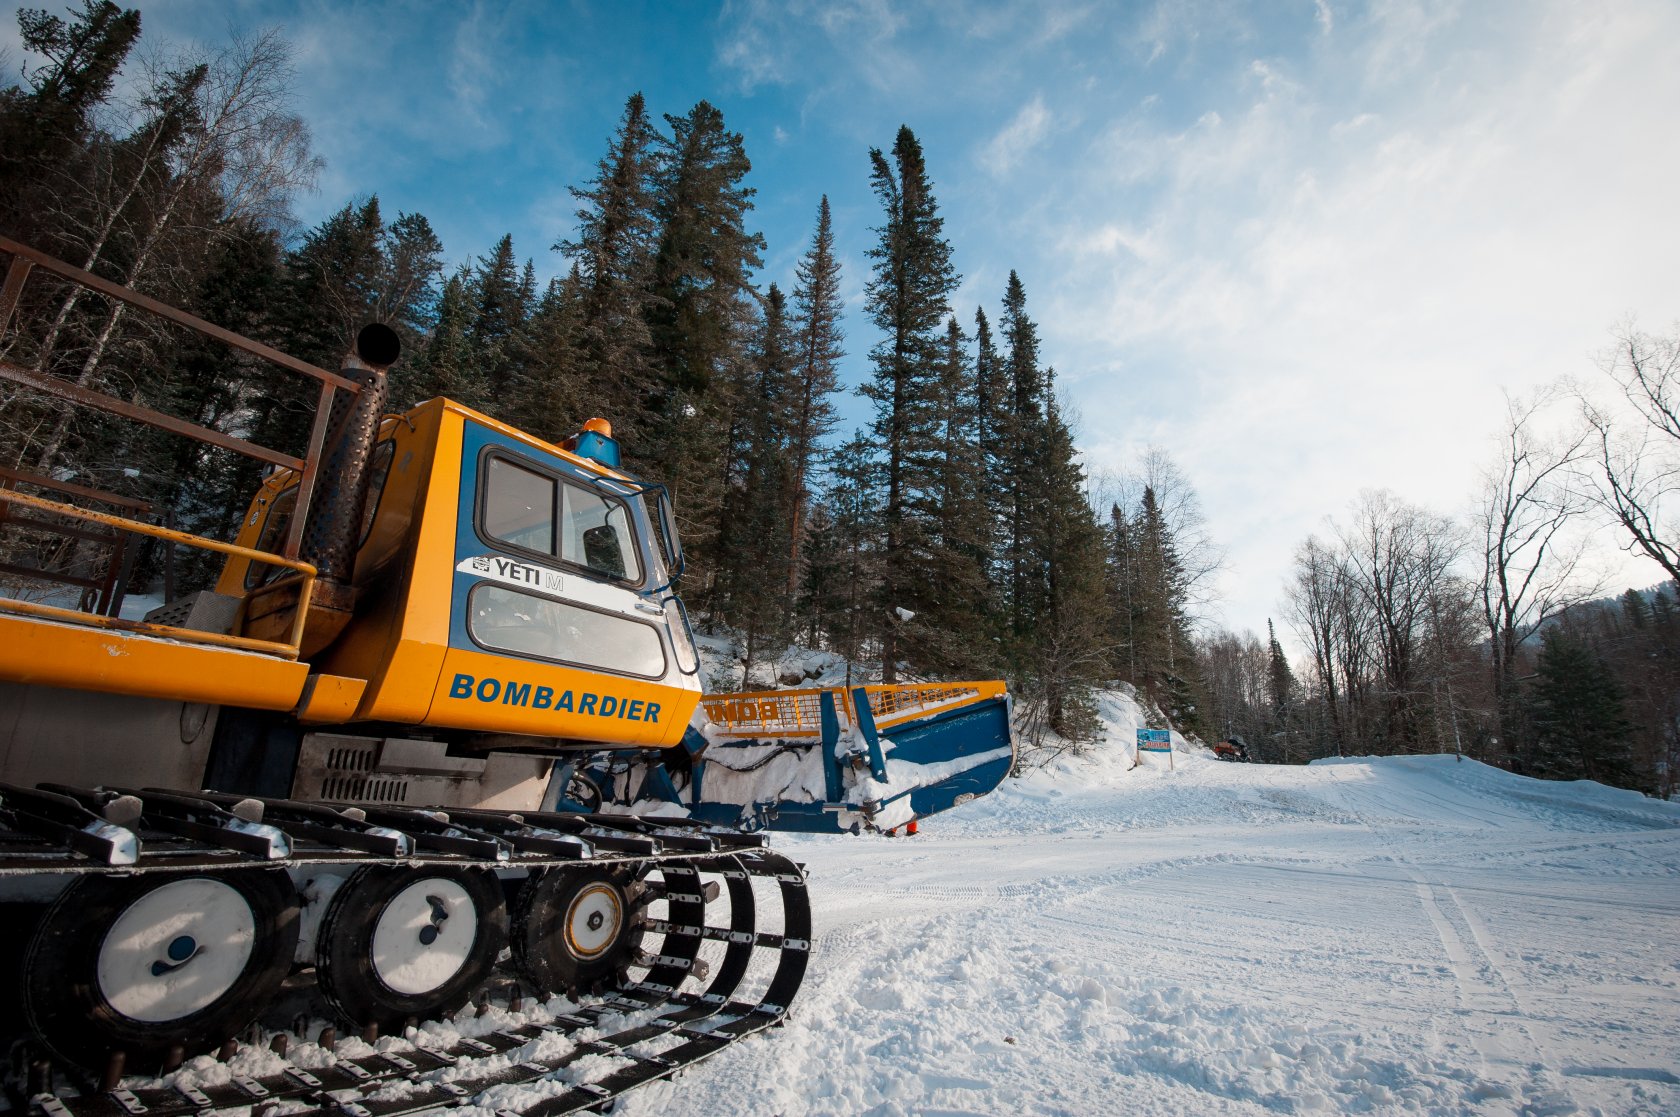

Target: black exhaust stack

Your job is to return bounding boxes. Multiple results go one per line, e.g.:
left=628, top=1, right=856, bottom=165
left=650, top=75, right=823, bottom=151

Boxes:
left=292, top=323, right=400, bottom=655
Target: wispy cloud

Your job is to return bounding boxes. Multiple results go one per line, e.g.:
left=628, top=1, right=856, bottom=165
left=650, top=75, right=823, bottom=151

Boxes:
left=979, top=95, right=1052, bottom=176
left=1037, top=0, right=1680, bottom=637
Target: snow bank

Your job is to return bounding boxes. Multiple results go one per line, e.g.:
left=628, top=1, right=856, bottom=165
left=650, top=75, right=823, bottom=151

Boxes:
left=619, top=684, right=1680, bottom=1116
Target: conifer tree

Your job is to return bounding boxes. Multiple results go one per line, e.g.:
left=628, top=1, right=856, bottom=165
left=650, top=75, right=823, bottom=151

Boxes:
left=1530, top=627, right=1640, bottom=788
left=1129, top=484, right=1206, bottom=731
left=0, top=0, right=142, bottom=245
left=923, top=316, right=993, bottom=673
left=379, top=210, right=444, bottom=352
left=1000, top=270, right=1045, bottom=636
left=796, top=501, right=846, bottom=648
left=1621, top=588, right=1649, bottom=629
left=517, top=271, right=586, bottom=442
left=1024, top=385, right=1110, bottom=735
left=819, top=433, right=884, bottom=681
left=1107, top=502, right=1140, bottom=682
left=862, top=125, right=959, bottom=681
left=402, top=268, right=481, bottom=408
left=469, top=234, right=534, bottom=403
left=646, top=101, right=763, bottom=397
left=558, top=92, right=659, bottom=433
left=973, top=306, right=1008, bottom=584
left=715, top=284, right=797, bottom=675
left=642, top=101, right=764, bottom=605
left=785, top=196, right=845, bottom=601
left=247, top=197, right=388, bottom=458
left=1267, top=618, right=1297, bottom=762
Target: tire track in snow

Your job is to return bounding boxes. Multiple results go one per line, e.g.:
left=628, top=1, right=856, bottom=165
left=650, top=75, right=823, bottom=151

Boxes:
left=1321, top=764, right=1577, bottom=1112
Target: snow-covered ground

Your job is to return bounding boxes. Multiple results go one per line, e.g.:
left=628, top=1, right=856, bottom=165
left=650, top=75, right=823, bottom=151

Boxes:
left=618, top=692, right=1680, bottom=1117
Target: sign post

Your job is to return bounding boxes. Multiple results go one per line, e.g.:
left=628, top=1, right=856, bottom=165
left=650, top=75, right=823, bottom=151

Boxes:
left=1135, top=727, right=1174, bottom=770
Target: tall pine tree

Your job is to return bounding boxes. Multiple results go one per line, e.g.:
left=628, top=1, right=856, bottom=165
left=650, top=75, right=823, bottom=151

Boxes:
left=862, top=125, right=958, bottom=682
left=785, top=196, right=845, bottom=603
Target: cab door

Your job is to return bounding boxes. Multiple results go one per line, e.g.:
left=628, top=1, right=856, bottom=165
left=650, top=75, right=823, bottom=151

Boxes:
left=423, top=419, right=699, bottom=745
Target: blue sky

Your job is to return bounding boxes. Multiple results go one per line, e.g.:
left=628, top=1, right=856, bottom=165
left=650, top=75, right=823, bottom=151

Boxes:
left=6, top=1, right=1679, bottom=648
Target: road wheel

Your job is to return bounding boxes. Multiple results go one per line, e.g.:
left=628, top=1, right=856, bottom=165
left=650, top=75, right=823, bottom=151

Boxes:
left=513, top=867, right=638, bottom=995
left=317, top=866, right=506, bottom=1029
left=24, top=871, right=298, bottom=1072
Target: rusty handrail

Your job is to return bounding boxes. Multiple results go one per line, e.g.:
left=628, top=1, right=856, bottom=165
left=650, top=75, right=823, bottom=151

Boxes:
left=0, top=464, right=151, bottom=512
left=0, top=360, right=307, bottom=472
left=0, top=237, right=360, bottom=560
left=0, top=236, right=358, bottom=392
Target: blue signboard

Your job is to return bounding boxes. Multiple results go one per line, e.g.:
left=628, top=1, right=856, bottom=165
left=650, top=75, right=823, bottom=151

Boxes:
left=1136, top=728, right=1173, bottom=752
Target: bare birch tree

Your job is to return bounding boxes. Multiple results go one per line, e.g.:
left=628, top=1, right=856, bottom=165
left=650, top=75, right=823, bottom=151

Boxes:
left=27, top=29, right=319, bottom=470
left=1578, top=325, right=1680, bottom=584
left=1478, top=387, right=1598, bottom=760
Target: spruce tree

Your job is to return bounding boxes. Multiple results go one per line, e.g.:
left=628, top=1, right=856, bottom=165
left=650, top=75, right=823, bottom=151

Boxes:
left=246, top=197, right=388, bottom=459
left=1621, top=588, right=1649, bottom=629
left=0, top=0, right=142, bottom=245
left=1025, top=386, right=1111, bottom=736
left=862, top=125, right=959, bottom=681
left=1267, top=618, right=1297, bottom=762
left=518, top=271, right=586, bottom=442
left=785, top=196, right=845, bottom=602
left=822, top=433, right=884, bottom=681
left=379, top=211, right=445, bottom=371
left=646, top=101, right=763, bottom=396
left=715, top=284, right=797, bottom=675
left=796, top=501, right=846, bottom=648
left=558, top=92, right=659, bottom=435
left=1000, top=270, right=1043, bottom=636
left=1130, top=484, right=1206, bottom=731
left=923, top=316, right=993, bottom=674
left=469, top=234, right=534, bottom=404
left=642, top=100, right=764, bottom=608
left=403, top=268, right=481, bottom=408
left=1530, top=627, right=1641, bottom=789
left=973, top=306, right=1008, bottom=589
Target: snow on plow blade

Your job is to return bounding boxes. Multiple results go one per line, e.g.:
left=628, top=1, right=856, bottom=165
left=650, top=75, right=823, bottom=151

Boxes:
left=584, top=682, right=1015, bottom=833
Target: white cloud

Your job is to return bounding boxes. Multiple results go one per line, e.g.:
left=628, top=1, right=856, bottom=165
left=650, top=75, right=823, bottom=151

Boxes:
left=1314, top=0, right=1335, bottom=35
left=1036, top=0, right=1680, bottom=642
left=979, top=95, right=1052, bottom=176
left=717, top=0, right=909, bottom=97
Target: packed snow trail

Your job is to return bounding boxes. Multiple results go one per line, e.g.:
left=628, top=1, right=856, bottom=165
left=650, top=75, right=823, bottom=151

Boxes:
left=611, top=695, right=1680, bottom=1117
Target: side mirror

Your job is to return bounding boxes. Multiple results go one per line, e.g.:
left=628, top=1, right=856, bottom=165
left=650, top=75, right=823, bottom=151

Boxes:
left=656, top=490, right=684, bottom=576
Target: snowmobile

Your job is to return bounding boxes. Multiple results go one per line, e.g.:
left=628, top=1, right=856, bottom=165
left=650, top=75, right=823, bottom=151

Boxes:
left=1213, top=737, right=1252, bottom=762
left=0, top=237, right=1013, bottom=1116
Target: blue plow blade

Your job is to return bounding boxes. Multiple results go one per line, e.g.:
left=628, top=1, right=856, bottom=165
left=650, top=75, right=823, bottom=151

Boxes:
left=564, top=689, right=1015, bottom=834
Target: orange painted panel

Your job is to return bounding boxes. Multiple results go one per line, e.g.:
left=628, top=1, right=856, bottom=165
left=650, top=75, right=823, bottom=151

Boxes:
left=0, top=614, right=307, bottom=709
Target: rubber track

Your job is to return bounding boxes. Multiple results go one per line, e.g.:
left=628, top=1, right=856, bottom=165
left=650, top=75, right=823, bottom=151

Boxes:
left=0, top=786, right=809, bottom=1117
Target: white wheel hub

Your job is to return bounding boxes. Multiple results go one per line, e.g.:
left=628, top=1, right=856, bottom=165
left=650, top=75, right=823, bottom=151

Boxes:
left=96, top=879, right=257, bottom=1023
left=565, top=883, right=623, bottom=959
left=370, top=878, right=477, bottom=996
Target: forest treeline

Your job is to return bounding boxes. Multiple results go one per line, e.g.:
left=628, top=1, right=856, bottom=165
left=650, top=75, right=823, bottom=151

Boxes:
left=2, top=5, right=1674, bottom=796
left=1198, top=360, right=1680, bottom=799
left=0, top=2, right=1206, bottom=749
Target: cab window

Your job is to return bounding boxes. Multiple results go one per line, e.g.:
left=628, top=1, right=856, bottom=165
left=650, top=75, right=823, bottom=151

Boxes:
left=480, top=452, right=641, bottom=584
left=244, top=485, right=298, bottom=589
left=469, top=584, right=667, bottom=679
left=483, top=457, right=555, bottom=554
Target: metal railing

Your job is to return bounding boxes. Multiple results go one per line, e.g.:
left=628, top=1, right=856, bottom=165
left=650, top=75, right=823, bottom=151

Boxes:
left=0, top=464, right=150, bottom=615
left=0, top=235, right=359, bottom=564
left=702, top=681, right=998, bottom=740
left=0, top=235, right=357, bottom=657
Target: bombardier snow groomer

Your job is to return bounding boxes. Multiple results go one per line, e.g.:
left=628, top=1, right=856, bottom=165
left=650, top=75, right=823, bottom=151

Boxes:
left=0, top=237, right=1012, bottom=1115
